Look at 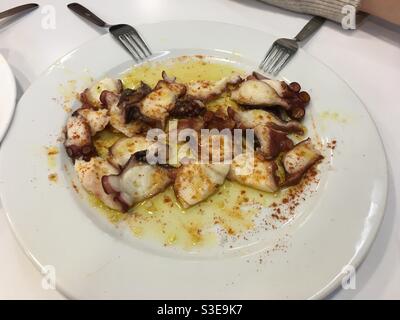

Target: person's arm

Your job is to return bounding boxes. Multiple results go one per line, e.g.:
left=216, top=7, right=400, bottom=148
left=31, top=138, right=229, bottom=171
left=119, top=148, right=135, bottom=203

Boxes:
left=259, top=0, right=361, bottom=24
left=360, top=0, right=400, bottom=25
left=259, top=0, right=400, bottom=26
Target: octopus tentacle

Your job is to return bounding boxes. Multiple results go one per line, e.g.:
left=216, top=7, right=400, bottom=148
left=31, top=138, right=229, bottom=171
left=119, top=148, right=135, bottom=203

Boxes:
left=73, top=107, right=110, bottom=136
left=101, top=155, right=172, bottom=212
left=203, top=109, right=236, bottom=131
left=254, top=126, right=294, bottom=159
left=186, top=74, right=243, bottom=102
left=229, top=108, right=304, bottom=135
left=230, top=73, right=310, bottom=120
left=169, top=98, right=206, bottom=118
left=119, top=82, right=160, bottom=127
left=108, top=136, right=153, bottom=169
left=64, top=114, right=97, bottom=161
left=75, top=157, right=124, bottom=211
left=101, top=90, right=148, bottom=136
left=228, top=108, right=302, bottom=159
left=161, top=70, right=176, bottom=83
left=119, top=82, right=152, bottom=107
left=80, top=78, right=123, bottom=108
left=281, top=138, right=323, bottom=187
left=138, top=72, right=187, bottom=128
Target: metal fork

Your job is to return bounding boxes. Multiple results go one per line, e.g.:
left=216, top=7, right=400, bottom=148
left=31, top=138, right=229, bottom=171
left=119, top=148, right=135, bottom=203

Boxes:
left=259, top=16, right=325, bottom=75
left=67, top=3, right=152, bottom=62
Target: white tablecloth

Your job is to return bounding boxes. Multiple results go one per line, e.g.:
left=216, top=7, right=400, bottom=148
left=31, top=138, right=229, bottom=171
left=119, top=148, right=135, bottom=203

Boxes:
left=0, top=0, right=399, bottom=300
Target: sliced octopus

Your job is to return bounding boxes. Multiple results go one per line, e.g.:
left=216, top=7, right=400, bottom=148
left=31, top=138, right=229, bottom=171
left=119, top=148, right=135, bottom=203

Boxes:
left=228, top=152, right=279, bottom=193
left=138, top=72, right=186, bottom=127
left=231, top=75, right=310, bottom=120
left=100, top=90, right=148, bottom=137
left=174, top=108, right=236, bottom=135
left=108, top=136, right=153, bottom=169
left=73, top=107, right=110, bottom=135
left=65, top=68, right=323, bottom=215
left=186, top=74, right=242, bottom=102
left=102, top=155, right=172, bottom=212
left=169, top=98, right=206, bottom=119
left=75, top=157, right=124, bottom=211
left=282, top=138, right=323, bottom=187
left=174, top=162, right=230, bottom=208
left=198, top=133, right=233, bottom=163
left=253, top=126, right=294, bottom=159
left=81, top=78, right=122, bottom=108
left=119, top=82, right=159, bottom=128
left=230, top=108, right=302, bottom=159
left=64, top=114, right=97, bottom=161
left=231, top=108, right=304, bottom=134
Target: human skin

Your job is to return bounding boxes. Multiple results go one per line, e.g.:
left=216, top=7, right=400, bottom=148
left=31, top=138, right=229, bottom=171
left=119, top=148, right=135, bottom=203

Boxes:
left=360, top=0, right=400, bottom=25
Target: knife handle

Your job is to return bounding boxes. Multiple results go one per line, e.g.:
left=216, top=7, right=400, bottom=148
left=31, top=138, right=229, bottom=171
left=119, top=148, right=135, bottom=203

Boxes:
left=67, top=3, right=109, bottom=28
left=0, top=3, right=39, bottom=20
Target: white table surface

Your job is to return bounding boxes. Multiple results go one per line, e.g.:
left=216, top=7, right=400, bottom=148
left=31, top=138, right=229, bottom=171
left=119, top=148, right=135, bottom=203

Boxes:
left=0, top=0, right=399, bottom=300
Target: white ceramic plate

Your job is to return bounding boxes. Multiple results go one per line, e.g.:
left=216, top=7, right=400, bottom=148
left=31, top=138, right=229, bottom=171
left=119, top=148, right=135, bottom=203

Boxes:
left=0, top=54, right=16, bottom=142
left=0, top=21, right=387, bottom=299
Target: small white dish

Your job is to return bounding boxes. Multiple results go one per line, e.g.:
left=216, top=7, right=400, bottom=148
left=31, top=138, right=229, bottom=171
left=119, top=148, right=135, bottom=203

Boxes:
left=0, top=54, right=16, bottom=142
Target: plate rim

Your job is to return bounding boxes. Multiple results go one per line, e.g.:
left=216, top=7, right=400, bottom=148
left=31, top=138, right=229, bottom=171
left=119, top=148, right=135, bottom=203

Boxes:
left=301, top=46, right=389, bottom=299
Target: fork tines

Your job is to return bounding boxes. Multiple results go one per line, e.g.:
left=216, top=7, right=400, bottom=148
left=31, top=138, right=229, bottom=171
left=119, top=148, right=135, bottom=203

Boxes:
left=259, top=42, right=292, bottom=76
left=112, top=25, right=152, bottom=62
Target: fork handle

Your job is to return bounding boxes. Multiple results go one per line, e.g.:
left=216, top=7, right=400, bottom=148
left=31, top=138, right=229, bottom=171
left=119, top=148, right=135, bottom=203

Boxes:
left=67, top=3, right=110, bottom=28
left=294, top=16, right=325, bottom=42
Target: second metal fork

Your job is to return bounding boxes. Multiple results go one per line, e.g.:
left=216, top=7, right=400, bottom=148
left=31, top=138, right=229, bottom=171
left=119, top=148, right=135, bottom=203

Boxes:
left=259, top=16, right=325, bottom=75
left=68, top=3, right=152, bottom=62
